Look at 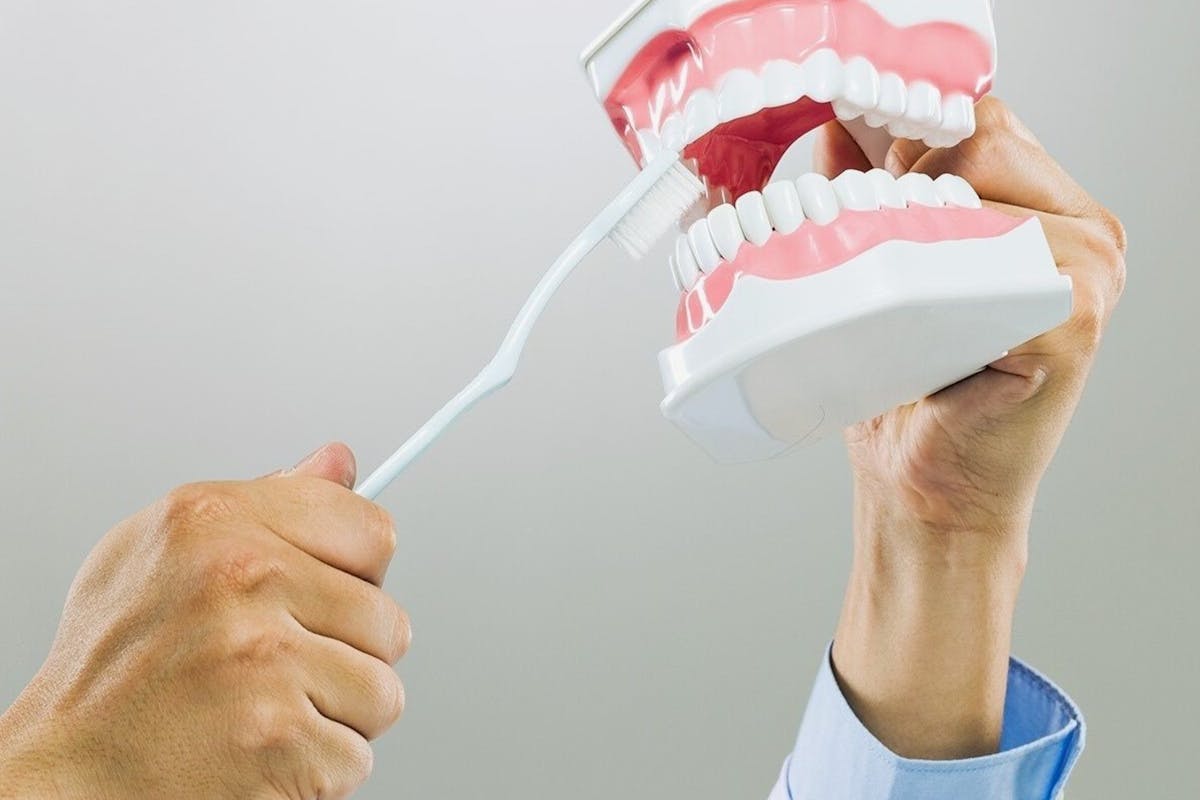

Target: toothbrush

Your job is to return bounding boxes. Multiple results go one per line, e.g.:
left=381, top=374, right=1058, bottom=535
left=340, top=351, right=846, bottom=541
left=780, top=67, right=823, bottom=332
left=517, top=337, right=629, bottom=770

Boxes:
left=355, top=152, right=704, bottom=500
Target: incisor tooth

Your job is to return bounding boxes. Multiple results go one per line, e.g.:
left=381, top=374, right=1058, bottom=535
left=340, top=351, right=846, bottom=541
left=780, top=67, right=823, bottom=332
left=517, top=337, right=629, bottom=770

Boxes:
left=842, top=57, right=881, bottom=111
left=796, top=174, right=840, bottom=225
left=735, top=191, right=774, bottom=246
left=933, top=174, right=982, bottom=208
left=866, top=168, right=907, bottom=209
left=877, top=73, right=907, bottom=119
left=832, top=170, right=880, bottom=211
left=707, top=205, right=746, bottom=262
left=683, top=90, right=719, bottom=143
left=660, top=114, right=685, bottom=153
left=718, top=69, right=764, bottom=122
left=687, top=218, right=723, bottom=272
left=896, top=173, right=942, bottom=207
left=941, top=94, right=977, bottom=140
left=674, top=234, right=702, bottom=289
left=763, top=181, right=805, bottom=234
left=762, top=59, right=806, bottom=107
left=803, top=49, right=844, bottom=103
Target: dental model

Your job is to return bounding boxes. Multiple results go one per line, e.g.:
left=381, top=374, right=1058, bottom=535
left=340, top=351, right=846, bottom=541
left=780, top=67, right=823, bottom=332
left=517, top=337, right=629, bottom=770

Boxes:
left=583, top=0, right=1074, bottom=462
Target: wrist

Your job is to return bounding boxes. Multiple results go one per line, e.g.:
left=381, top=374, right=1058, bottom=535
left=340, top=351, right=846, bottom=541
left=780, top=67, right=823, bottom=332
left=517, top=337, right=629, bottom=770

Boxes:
left=0, top=685, right=107, bottom=800
left=831, top=483, right=1029, bottom=759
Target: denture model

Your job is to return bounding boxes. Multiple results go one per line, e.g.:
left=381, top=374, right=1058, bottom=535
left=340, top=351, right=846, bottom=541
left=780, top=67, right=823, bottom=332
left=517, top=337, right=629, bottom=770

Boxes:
left=583, top=0, right=1073, bottom=463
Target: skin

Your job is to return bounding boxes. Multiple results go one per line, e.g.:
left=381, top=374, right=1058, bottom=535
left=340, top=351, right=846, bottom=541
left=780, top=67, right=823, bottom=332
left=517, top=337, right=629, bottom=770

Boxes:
left=0, top=443, right=410, bottom=799
left=816, top=97, right=1128, bottom=758
left=0, top=97, right=1125, bottom=792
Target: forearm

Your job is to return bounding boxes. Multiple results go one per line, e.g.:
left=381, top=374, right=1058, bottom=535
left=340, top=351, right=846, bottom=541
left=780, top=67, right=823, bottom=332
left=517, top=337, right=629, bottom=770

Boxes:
left=831, top=481, right=1029, bottom=760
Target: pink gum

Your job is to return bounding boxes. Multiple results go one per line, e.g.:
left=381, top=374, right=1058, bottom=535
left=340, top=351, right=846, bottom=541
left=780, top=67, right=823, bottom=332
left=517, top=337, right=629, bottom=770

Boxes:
left=605, top=0, right=994, bottom=158
left=677, top=206, right=1027, bottom=341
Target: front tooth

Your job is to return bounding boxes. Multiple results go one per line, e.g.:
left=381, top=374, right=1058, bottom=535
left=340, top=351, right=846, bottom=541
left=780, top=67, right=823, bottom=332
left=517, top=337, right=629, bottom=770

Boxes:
left=735, top=191, right=774, bottom=246
left=934, top=174, right=983, bottom=209
left=707, top=205, right=746, bottom=262
left=718, top=69, right=764, bottom=122
left=796, top=174, right=840, bottom=224
left=866, top=168, right=907, bottom=209
left=637, top=129, right=663, bottom=162
left=831, top=170, right=880, bottom=211
left=833, top=99, right=862, bottom=121
left=683, top=90, right=720, bottom=143
left=762, top=181, right=805, bottom=234
left=762, top=59, right=806, bottom=107
left=668, top=254, right=685, bottom=292
left=841, top=57, right=880, bottom=111
left=904, top=82, right=943, bottom=129
left=803, top=49, right=844, bottom=103
left=687, top=219, right=723, bottom=272
left=941, top=94, right=977, bottom=140
left=896, top=173, right=943, bottom=207
left=876, top=72, right=907, bottom=120
left=659, top=114, right=686, bottom=153
left=674, top=234, right=702, bottom=289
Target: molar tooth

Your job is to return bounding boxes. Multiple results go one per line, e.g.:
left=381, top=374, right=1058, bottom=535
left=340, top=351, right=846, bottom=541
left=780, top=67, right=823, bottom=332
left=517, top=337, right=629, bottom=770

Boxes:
left=941, top=94, right=977, bottom=141
left=904, top=81, right=943, bottom=129
left=659, top=114, right=686, bottom=153
left=762, top=181, right=805, bottom=234
left=717, top=69, right=765, bottom=123
left=762, top=59, right=806, bottom=107
left=796, top=174, right=840, bottom=225
left=735, top=191, right=774, bottom=246
left=683, top=90, right=720, bottom=143
left=707, top=205, right=746, bottom=262
left=866, top=168, right=907, bottom=209
left=841, top=57, right=881, bottom=111
left=876, top=72, right=908, bottom=120
left=933, top=174, right=983, bottom=209
left=896, top=173, right=943, bottom=208
left=831, top=170, right=880, bottom=212
left=802, top=49, right=845, bottom=103
left=674, top=234, right=702, bottom=289
left=687, top=218, right=723, bottom=272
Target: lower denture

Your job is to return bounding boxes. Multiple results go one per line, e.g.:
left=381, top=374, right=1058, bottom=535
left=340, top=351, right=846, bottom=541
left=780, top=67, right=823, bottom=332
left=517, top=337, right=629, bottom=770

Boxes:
left=676, top=205, right=1026, bottom=340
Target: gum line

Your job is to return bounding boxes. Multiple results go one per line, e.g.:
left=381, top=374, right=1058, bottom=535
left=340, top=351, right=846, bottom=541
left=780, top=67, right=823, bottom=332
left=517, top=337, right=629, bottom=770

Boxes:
left=605, top=0, right=994, bottom=151
left=676, top=205, right=1026, bottom=340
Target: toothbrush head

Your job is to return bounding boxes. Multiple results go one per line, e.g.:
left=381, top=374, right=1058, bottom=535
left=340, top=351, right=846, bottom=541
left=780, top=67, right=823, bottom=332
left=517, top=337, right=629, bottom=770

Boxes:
left=609, top=157, right=705, bottom=260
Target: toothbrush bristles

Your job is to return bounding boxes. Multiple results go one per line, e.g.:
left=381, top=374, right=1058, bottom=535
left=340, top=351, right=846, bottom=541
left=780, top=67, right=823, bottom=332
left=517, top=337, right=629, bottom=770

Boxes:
left=611, top=162, right=705, bottom=260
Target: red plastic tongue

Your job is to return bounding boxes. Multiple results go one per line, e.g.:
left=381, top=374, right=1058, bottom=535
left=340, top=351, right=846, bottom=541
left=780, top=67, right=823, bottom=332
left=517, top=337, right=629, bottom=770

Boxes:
left=683, top=97, right=836, bottom=201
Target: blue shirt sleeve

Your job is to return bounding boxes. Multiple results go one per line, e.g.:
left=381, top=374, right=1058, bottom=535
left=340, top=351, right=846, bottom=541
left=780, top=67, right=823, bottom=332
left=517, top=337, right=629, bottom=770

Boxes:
left=767, top=646, right=1085, bottom=800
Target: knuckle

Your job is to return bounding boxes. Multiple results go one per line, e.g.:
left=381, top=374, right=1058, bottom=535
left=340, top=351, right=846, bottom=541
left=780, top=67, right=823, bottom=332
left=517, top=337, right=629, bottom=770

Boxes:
left=222, top=617, right=299, bottom=666
left=389, top=605, right=413, bottom=663
left=1068, top=285, right=1108, bottom=352
left=202, top=547, right=287, bottom=599
left=239, top=701, right=307, bottom=757
left=974, top=96, right=1017, bottom=132
left=161, top=483, right=241, bottom=531
left=364, top=503, right=397, bottom=562
left=1096, top=206, right=1129, bottom=256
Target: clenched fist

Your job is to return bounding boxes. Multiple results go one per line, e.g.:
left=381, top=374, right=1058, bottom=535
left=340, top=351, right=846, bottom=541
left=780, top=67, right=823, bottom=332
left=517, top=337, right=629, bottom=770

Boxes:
left=0, top=443, right=409, bottom=799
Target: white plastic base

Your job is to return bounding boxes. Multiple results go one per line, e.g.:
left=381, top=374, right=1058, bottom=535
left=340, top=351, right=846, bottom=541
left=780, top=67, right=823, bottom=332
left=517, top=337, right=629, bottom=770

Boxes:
left=658, top=218, right=1073, bottom=463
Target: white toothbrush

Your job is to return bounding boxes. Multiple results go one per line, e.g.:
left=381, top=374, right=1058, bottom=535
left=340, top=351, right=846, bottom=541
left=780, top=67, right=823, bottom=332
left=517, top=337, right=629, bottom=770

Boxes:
left=355, top=152, right=704, bottom=500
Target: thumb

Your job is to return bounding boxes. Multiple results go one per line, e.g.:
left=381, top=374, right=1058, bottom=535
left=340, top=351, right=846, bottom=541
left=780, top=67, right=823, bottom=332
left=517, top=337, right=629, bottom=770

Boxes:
left=280, top=442, right=357, bottom=490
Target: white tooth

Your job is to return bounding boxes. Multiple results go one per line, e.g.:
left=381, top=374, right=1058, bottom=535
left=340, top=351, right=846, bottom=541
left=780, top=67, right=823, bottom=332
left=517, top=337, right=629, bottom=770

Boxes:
left=803, top=49, right=844, bottom=103
left=866, top=168, right=907, bottom=209
left=735, top=191, right=774, bottom=246
left=863, top=111, right=890, bottom=129
left=896, top=173, right=942, bottom=207
left=762, top=181, right=805, bottom=234
left=660, top=114, right=686, bottom=153
left=674, top=234, right=702, bottom=289
left=841, top=57, right=880, bottom=111
left=796, top=173, right=840, bottom=225
left=687, top=218, right=723, bottom=272
left=941, top=94, right=976, bottom=141
left=877, top=72, right=907, bottom=119
left=717, top=69, right=765, bottom=122
left=904, top=81, right=942, bottom=129
left=934, top=174, right=982, bottom=209
left=707, top=205, right=746, bottom=262
left=833, top=99, right=862, bottom=121
left=923, top=130, right=960, bottom=149
left=887, top=120, right=922, bottom=140
left=762, top=59, right=806, bottom=107
left=683, top=90, right=720, bottom=143
left=831, top=170, right=879, bottom=212
left=638, top=129, right=663, bottom=161
left=668, top=254, right=685, bottom=292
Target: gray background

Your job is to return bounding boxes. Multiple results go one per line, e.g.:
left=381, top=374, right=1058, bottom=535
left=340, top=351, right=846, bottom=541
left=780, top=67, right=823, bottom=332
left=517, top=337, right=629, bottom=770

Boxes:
left=1, top=1, right=1195, bottom=797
